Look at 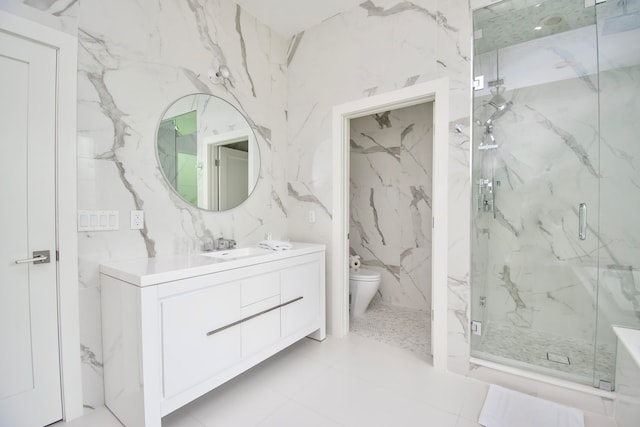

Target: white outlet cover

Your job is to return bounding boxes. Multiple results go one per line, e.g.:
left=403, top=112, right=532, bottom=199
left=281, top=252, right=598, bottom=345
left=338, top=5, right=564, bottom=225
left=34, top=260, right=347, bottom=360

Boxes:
left=130, top=210, right=144, bottom=230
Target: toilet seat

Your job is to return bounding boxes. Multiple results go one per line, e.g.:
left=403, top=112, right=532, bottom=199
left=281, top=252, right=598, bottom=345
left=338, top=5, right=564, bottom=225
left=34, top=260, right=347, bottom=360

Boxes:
left=349, top=267, right=380, bottom=281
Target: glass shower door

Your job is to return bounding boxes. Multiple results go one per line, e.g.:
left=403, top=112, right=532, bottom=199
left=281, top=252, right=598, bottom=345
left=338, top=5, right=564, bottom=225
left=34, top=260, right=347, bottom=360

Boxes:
left=471, top=0, right=603, bottom=386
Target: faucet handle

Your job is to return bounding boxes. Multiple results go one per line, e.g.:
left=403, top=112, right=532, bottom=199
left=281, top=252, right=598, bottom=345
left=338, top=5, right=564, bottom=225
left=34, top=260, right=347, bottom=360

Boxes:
left=229, top=239, right=237, bottom=248
left=216, top=237, right=226, bottom=250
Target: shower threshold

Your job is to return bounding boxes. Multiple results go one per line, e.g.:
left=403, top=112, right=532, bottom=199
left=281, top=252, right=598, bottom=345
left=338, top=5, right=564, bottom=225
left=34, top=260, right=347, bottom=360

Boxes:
left=469, top=353, right=614, bottom=398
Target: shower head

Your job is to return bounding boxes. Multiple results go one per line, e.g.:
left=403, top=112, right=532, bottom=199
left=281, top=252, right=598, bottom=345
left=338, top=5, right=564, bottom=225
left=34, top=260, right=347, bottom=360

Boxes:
left=488, top=86, right=507, bottom=107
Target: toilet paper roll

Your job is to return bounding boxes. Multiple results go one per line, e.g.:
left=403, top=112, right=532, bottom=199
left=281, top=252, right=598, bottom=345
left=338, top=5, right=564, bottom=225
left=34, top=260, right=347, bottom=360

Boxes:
left=349, top=255, right=361, bottom=270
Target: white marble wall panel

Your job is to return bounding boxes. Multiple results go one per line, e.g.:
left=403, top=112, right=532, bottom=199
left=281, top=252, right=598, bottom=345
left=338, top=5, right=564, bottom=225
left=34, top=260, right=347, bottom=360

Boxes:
left=349, top=103, right=433, bottom=309
left=8, top=0, right=290, bottom=410
left=72, top=0, right=289, bottom=409
left=287, top=0, right=472, bottom=368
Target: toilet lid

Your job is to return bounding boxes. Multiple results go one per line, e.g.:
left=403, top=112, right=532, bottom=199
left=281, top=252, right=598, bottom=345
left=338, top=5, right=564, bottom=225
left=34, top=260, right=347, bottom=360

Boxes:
left=349, top=267, right=381, bottom=281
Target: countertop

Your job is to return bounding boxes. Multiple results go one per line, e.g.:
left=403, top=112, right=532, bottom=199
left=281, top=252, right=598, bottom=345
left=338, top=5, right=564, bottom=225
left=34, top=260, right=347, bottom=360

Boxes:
left=99, top=242, right=325, bottom=287
left=614, top=326, right=640, bottom=367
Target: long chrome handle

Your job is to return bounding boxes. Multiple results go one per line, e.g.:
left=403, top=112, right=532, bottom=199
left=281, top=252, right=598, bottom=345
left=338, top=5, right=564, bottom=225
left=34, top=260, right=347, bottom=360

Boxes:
left=15, top=250, right=50, bottom=264
left=206, top=296, right=303, bottom=337
left=578, top=203, right=587, bottom=240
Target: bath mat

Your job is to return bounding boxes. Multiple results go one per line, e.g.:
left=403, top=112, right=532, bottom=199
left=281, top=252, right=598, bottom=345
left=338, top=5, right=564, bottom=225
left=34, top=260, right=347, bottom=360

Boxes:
left=478, top=384, right=584, bottom=427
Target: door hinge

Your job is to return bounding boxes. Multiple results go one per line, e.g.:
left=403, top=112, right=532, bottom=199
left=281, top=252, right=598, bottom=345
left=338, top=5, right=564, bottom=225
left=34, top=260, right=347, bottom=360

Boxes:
left=473, top=75, right=485, bottom=91
left=215, top=159, right=220, bottom=167
left=480, top=296, right=486, bottom=307
left=56, top=250, right=60, bottom=261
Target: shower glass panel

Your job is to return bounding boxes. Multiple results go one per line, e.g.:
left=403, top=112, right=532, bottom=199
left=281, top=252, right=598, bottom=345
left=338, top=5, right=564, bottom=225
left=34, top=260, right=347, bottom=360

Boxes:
left=471, top=0, right=603, bottom=386
left=594, top=0, right=640, bottom=390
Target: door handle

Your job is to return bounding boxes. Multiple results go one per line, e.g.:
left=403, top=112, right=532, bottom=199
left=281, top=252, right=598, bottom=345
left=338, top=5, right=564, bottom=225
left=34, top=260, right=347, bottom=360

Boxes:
left=14, top=250, right=50, bottom=264
left=578, top=203, right=587, bottom=240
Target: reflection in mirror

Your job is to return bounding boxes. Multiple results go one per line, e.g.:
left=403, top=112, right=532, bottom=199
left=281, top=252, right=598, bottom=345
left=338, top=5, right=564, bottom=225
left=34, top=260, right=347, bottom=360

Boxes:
left=157, top=94, right=260, bottom=211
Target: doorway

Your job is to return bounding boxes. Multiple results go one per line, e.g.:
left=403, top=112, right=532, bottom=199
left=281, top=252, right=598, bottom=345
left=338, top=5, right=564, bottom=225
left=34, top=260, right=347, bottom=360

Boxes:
left=331, top=78, right=450, bottom=370
left=0, top=9, right=82, bottom=423
left=348, top=102, right=434, bottom=359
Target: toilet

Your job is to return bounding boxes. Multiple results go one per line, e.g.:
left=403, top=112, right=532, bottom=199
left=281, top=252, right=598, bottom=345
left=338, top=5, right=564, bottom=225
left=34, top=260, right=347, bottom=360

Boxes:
left=349, top=267, right=381, bottom=317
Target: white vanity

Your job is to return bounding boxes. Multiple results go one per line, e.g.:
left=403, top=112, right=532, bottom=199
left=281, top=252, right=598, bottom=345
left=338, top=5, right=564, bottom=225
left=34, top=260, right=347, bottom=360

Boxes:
left=100, top=243, right=325, bottom=427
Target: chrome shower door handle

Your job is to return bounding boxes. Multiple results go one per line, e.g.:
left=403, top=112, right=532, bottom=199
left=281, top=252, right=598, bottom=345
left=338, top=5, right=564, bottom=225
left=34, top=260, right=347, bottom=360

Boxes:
left=578, top=203, right=587, bottom=240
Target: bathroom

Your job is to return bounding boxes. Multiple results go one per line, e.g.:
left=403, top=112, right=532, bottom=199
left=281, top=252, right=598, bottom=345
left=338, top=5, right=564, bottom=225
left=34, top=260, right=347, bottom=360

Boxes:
left=1, top=0, right=639, bottom=426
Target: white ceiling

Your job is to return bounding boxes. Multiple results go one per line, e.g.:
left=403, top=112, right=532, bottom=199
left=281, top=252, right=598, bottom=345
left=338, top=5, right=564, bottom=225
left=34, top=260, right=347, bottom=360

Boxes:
left=234, top=0, right=365, bottom=37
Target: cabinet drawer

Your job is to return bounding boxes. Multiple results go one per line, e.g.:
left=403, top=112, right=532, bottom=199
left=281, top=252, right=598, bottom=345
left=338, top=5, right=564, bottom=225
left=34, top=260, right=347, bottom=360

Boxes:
left=161, top=282, right=241, bottom=398
left=241, top=271, right=279, bottom=306
left=281, top=260, right=321, bottom=337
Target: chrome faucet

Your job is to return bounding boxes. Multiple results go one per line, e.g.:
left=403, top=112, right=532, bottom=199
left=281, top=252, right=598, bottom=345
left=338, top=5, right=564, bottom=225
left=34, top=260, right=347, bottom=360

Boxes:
left=215, top=237, right=237, bottom=251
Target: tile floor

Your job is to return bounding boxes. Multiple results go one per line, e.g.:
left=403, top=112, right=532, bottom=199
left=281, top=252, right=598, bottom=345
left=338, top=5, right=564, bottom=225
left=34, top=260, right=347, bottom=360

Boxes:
left=56, top=334, right=617, bottom=427
left=349, top=298, right=431, bottom=358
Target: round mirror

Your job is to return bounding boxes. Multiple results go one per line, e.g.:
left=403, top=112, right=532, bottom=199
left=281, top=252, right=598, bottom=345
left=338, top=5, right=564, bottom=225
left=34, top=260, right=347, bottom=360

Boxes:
left=156, top=94, right=260, bottom=211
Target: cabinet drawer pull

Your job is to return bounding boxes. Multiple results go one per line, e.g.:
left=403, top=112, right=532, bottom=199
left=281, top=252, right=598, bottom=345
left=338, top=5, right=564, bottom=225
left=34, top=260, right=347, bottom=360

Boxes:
left=206, top=296, right=303, bottom=336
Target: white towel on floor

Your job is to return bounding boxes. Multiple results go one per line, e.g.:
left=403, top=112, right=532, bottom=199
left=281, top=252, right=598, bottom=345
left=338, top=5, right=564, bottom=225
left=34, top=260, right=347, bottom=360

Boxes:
left=479, top=384, right=584, bottom=427
left=258, top=240, right=292, bottom=251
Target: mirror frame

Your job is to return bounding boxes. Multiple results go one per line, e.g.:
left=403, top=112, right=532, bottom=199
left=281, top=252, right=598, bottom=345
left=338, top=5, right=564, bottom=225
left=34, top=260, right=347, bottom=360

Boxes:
left=155, top=93, right=261, bottom=212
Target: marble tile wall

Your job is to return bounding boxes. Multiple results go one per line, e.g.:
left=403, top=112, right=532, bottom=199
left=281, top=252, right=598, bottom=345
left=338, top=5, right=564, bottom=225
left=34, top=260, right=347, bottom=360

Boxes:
left=15, top=0, right=478, bottom=407
left=349, top=103, right=433, bottom=309
left=13, top=0, right=289, bottom=410
left=286, top=0, right=473, bottom=371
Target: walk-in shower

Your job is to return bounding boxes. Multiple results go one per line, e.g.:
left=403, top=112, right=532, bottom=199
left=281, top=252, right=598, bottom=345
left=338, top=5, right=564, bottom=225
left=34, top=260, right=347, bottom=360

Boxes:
left=471, top=0, right=640, bottom=390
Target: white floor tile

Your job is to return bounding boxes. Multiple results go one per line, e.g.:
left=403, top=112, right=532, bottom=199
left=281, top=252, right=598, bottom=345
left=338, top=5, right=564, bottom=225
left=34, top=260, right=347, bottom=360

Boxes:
left=458, top=379, right=490, bottom=422
left=456, top=416, right=483, bottom=427
left=53, top=335, right=617, bottom=427
left=179, top=373, right=289, bottom=427
left=291, top=366, right=459, bottom=427
left=234, top=342, right=330, bottom=398
left=256, top=400, right=344, bottom=427
left=52, top=406, right=122, bottom=427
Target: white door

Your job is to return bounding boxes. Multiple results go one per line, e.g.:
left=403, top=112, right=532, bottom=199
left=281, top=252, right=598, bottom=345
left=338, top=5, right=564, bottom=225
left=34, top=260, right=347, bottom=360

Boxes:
left=0, top=29, right=62, bottom=427
left=218, top=146, right=249, bottom=210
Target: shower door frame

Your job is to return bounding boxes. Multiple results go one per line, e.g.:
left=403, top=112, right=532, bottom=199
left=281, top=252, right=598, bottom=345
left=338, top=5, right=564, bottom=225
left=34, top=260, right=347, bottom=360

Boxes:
left=331, top=78, right=450, bottom=370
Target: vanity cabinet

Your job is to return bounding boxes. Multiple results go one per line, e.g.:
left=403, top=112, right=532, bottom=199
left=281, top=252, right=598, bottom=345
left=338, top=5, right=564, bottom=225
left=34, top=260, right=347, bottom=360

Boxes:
left=100, top=244, right=325, bottom=427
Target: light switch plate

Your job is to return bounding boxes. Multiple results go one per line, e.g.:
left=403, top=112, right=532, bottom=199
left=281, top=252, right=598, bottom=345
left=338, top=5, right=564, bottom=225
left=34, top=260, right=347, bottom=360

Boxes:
left=78, top=210, right=119, bottom=231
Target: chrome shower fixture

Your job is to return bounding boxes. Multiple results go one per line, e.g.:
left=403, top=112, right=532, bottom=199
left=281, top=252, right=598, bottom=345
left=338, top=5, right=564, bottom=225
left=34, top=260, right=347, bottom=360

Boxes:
left=479, top=123, right=499, bottom=150
left=486, top=99, right=514, bottom=125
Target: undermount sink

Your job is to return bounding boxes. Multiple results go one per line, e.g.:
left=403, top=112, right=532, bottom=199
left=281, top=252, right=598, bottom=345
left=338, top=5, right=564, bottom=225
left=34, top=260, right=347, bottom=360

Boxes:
left=200, top=247, right=272, bottom=260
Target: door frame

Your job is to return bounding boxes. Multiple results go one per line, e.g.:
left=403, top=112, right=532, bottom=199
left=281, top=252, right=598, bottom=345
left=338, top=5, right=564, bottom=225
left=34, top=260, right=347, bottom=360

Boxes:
left=331, top=78, right=449, bottom=370
left=0, top=10, right=82, bottom=421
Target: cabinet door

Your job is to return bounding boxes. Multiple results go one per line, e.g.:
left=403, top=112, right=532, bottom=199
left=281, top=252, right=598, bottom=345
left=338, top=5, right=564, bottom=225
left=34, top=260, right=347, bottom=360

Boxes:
left=281, top=260, right=321, bottom=337
left=241, top=295, right=281, bottom=357
left=161, top=282, right=241, bottom=398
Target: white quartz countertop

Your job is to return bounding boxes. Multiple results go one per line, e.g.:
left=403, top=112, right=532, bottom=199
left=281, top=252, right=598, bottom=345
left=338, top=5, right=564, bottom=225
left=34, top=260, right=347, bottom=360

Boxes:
left=614, top=326, right=640, bottom=367
left=99, top=242, right=325, bottom=287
